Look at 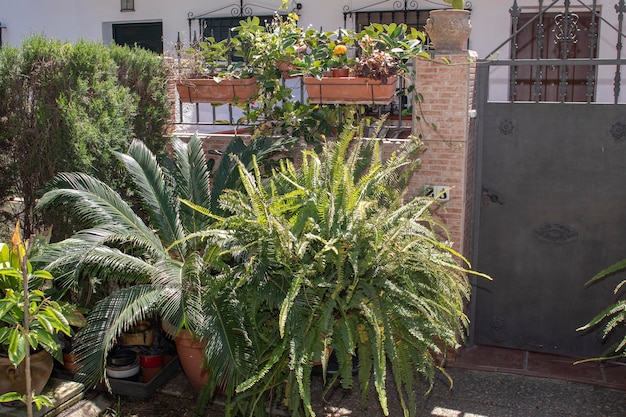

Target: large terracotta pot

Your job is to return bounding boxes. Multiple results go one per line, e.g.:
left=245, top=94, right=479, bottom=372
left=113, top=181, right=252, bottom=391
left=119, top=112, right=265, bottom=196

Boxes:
left=176, top=77, right=259, bottom=104
left=162, top=323, right=209, bottom=392
left=173, top=330, right=209, bottom=392
left=303, top=75, right=397, bottom=105
left=0, top=350, right=54, bottom=406
left=425, top=9, right=472, bottom=52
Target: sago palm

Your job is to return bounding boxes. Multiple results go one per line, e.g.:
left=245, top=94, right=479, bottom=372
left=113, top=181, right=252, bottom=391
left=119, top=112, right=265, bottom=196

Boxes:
left=34, top=134, right=293, bottom=390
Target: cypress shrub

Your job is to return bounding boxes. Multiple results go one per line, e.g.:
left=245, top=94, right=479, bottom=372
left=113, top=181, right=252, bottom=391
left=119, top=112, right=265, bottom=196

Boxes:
left=0, top=35, right=170, bottom=238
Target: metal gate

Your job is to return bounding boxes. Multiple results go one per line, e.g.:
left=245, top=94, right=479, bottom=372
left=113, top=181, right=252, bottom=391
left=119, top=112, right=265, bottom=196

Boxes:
left=472, top=0, right=626, bottom=358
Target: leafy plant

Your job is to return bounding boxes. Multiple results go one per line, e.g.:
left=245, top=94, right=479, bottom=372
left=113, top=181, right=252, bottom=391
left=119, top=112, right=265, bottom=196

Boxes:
left=34, top=134, right=297, bottom=392
left=356, top=23, right=428, bottom=79
left=353, top=50, right=398, bottom=81
left=577, top=261, right=626, bottom=361
left=206, top=119, right=487, bottom=416
left=175, top=16, right=266, bottom=81
left=0, top=223, right=79, bottom=413
left=0, top=35, right=170, bottom=239
left=444, top=0, right=465, bottom=9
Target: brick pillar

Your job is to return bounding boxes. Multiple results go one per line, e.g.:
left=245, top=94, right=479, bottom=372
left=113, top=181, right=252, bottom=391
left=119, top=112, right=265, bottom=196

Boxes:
left=411, top=51, right=477, bottom=257
left=164, top=57, right=179, bottom=129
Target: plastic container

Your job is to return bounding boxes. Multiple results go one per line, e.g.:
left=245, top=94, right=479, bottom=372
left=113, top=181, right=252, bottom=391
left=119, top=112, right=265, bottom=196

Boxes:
left=139, top=350, right=163, bottom=383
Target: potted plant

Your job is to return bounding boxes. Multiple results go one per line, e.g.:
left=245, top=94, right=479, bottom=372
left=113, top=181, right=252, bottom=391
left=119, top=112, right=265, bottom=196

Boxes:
left=174, top=18, right=262, bottom=104
left=425, top=0, right=472, bottom=52
left=302, top=23, right=428, bottom=105
left=263, top=10, right=307, bottom=79
left=0, top=225, right=80, bottom=412
left=35, top=134, right=297, bottom=397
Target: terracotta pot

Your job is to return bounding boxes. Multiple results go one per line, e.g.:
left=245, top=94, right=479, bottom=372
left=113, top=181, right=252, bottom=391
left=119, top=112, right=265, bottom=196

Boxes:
left=425, top=9, right=472, bottom=52
left=176, top=77, right=259, bottom=104
left=63, top=349, right=78, bottom=373
left=0, top=350, right=54, bottom=406
left=172, top=329, right=209, bottom=392
left=331, top=68, right=350, bottom=77
left=304, top=75, right=398, bottom=105
left=277, top=61, right=297, bottom=79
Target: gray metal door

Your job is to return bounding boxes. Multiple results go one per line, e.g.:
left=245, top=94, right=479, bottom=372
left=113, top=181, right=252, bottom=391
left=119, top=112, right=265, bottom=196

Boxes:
left=472, top=0, right=626, bottom=358
left=474, top=102, right=626, bottom=357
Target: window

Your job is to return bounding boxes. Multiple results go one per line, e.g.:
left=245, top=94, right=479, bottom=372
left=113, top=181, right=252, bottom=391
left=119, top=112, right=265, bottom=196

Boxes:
left=113, top=22, right=163, bottom=54
left=199, top=15, right=274, bottom=42
left=121, top=0, right=135, bottom=12
left=354, top=10, right=428, bottom=31
left=512, top=11, right=598, bottom=102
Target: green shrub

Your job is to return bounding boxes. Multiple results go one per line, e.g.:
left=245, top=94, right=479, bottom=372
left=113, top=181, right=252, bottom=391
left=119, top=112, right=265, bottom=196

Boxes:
left=109, top=43, right=172, bottom=157
left=0, top=35, right=170, bottom=239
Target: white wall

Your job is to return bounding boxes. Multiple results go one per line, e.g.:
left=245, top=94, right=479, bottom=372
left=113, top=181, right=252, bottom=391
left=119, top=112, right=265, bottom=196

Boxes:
left=1, top=0, right=346, bottom=49
left=2, top=0, right=624, bottom=102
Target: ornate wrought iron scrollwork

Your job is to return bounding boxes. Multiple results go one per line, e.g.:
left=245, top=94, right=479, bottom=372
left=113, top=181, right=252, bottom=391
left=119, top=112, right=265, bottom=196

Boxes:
left=232, top=3, right=254, bottom=17
left=554, top=12, right=580, bottom=46
left=533, top=223, right=578, bottom=244
left=392, top=0, right=419, bottom=11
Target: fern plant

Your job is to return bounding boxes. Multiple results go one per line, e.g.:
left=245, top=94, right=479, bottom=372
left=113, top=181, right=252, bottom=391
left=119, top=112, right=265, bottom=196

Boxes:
left=208, top=121, right=484, bottom=416
left=577, top=261, right=626, bottom=361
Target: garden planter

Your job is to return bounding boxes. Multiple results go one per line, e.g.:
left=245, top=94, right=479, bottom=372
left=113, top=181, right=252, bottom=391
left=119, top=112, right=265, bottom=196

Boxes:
left=277, top=45, right=307, bottom=78
left=0, top=350, right=54, bottom=405
left=331, top=68, right=350, bottom=77
left=304, top=75, right=398, bottom=105
left=120, top=320, right=153, bottom=346
left=176, top=77, right=259, bottom=104
left=425, top=9, right=472, bottom=52
left=162, top=322, right=209, bottom=392
left=172, top=329, right=209, bottom=392
left=139, top=351, right=163, bottom=383
left=277, top=61, right=295, bottom=78
left=62, top=348, right=78, bottom=373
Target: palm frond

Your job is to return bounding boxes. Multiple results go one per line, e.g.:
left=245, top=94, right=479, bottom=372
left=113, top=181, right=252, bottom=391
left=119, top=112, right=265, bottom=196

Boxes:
left=73, top=284, right=161, bottom=388
left=171, top=135, right=214, bottom=232
left=118, top=140, right=185, bottom=254
left=37, top=173, right=162, bottom=250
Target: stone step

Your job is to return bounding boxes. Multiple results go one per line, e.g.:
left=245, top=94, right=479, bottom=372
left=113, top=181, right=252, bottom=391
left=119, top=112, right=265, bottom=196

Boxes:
left=0, top=378, right=109, bottom=417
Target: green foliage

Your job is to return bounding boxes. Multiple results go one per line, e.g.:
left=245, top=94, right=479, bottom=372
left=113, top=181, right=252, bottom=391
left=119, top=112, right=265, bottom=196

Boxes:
left=35, top=134, right=297, bottom=391
left=444, top=0, right=465, bottom=9
left=0, top=237, right=73, bottom=367
left=578, top=261, right=626, bottom=361
left=208, top=121, right=483, bottom=416
left=0, top=226, right=79, bottom=412
left=0, top=35, right=170, bottom=239
left=109, top=43, right=172, bottom=157
left=0, top=391, right=54, bottom=410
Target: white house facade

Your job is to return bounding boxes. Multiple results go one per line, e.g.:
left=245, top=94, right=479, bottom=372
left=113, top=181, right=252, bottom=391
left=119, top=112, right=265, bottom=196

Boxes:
left=2, top=1, right=626, bottom=103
